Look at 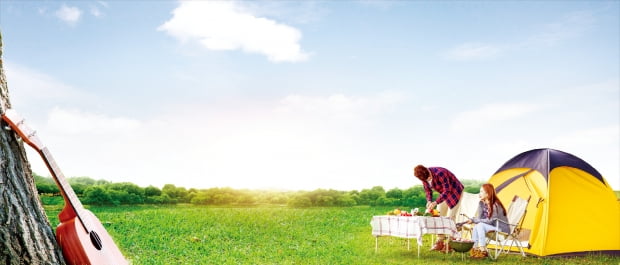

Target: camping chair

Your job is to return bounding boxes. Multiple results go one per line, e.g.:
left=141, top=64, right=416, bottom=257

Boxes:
left=454, top=191, right=479, bottom=239
left=485, top=195, right=530, bottom=260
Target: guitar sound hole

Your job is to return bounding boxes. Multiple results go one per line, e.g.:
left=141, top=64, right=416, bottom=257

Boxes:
left=89, top=231, right=103, bottom=250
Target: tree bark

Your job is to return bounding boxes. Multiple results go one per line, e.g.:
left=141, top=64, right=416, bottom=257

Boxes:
left=0, top=32, right=66, bottom=264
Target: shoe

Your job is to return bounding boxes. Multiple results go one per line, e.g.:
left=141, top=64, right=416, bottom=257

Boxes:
left=469, top=248, right=479, bottom=258
left=431, top=240, right=444, bottom=251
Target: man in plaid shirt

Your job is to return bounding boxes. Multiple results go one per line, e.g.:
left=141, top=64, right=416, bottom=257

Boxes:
left=414, top=165, right=464, bottom=251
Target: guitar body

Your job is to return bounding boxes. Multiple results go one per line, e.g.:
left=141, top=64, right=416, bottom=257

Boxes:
left=56, top=208, right=128, bottom=265
left=2, top=109, right=129, bottom=265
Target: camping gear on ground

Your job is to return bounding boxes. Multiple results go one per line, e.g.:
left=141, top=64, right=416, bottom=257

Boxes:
left=450, top=239, right=475, bottom=261
left=449, top=239, right=474, bottom=252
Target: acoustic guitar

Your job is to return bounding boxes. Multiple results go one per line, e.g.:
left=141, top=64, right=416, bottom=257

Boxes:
left=2, top=109, right=128, bottom=265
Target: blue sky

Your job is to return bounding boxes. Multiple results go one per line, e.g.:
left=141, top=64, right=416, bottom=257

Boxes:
left=1, top=1, right=618, bottom=191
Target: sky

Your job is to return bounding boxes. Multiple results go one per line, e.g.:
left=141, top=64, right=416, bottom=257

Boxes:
left=0, top=0, right=618, bottom=192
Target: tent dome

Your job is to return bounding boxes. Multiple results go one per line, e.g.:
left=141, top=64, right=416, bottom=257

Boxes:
left=488, top=148, right=619, bottom=257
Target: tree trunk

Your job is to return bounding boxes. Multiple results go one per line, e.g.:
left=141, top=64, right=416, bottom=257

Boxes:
left=0, top=32, right=66, bottom=264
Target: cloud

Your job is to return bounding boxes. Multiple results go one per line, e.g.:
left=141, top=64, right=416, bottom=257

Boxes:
left=90, top=1, right=108, bottom=18
left=442, top=11, right=595, bottom=61
left=525, top=11, right=594, bottom=47
left=55, top=4, right=82, bottom=25
left=97, top=1, right=109, bottom=8
left=451, top=102, right=541, bottom=132
left=26, top=92, right=402, bottom=190
left=158, top=1, right=310, bottom=62
left=46, top=108, right=141, bottom=135
left=90, top=7, right=102, bottom=18
left=4, top=62, right=93, bottom=113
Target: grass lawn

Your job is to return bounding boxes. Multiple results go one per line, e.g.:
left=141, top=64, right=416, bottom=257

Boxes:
left=43, top=204, right=618, bottom=265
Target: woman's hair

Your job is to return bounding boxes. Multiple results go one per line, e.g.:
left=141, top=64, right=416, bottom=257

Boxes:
left=414, top=165, right=429, bottom=182
left=482, top=183, right=506, bottom=217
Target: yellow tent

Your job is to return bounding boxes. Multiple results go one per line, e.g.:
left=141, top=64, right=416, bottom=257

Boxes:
left=488, top=148, right=620, bottom=256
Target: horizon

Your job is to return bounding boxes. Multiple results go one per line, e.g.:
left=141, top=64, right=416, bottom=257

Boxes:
left=35, top=173, right=618, bottom=194
left=2, top=0, right=618, bottom=192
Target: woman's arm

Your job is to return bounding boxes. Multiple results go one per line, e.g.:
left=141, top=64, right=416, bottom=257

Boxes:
left=472, top=202, right=498, bottom=225
left=490, top=204, right=510, bottom=233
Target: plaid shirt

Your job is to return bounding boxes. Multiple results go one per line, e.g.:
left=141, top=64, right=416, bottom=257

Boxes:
left=423, top=167, right=464, bottom=208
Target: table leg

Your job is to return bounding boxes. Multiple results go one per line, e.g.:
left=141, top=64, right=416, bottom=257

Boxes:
left=417, top=243, right=420, bottom=258
left=375, top=237, right=378, bottom=253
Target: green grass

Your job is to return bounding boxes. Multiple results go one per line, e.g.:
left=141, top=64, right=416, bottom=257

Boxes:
left=43, top=205, right=619, bottom=265
left=40, top=194, right=65, bottom=205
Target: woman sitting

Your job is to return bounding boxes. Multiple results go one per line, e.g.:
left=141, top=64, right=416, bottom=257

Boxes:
left=465, top=183, right=509, bottom=259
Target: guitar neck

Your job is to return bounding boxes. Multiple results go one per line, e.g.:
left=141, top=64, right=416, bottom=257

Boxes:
left=41, top=147, right=83, bottom=207
left=39, top=147, right=90, bottom=231
left=2, top=109, right=93, bottom=234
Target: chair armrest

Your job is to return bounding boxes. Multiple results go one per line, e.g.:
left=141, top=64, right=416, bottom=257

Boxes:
left=490, top=218, right=514, bottom=231
left=494, top=218, right=510, bottom=225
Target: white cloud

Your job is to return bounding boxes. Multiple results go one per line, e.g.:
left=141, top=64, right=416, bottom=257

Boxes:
left=4, top=62, right=92, bottom=113
left=443, top=11, right=595, bottom=61
left=90, top=1, right=109, bottom=18
left=25, top=92, right=403, bottom=190
left=451, top=102, right=541, bottom=131
left=55, top=4, right=82, bottom=25
left=442, top=42, right=502, bottom=61
left=525, top=11, right=594, bottom=47
left=37, top=7, right=48, bottom=16
left=97, top=1, right=109, bottom=8
left=158, top=1, right=310, bottom=62
left=46, top=108, right=141, bottom=135
left=5, top=63, right=70, bottom=98
left=90, top=7, right=102, bottom=18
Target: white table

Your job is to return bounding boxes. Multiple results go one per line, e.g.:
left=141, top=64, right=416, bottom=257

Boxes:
left=370, top=215, right=458, bottom=257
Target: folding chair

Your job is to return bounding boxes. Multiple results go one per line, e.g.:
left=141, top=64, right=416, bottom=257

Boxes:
left=454, top=191, right=479, bottom=239
left=485, top=195, right=529, bottom=260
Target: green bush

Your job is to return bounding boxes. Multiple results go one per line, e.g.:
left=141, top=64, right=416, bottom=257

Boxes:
left=288, top=196, right=312, bottom=207
left=83, top=186, right=113, bottom=205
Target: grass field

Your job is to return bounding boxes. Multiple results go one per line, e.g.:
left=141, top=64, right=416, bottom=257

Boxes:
left=43, top=204, right=619, bottom=265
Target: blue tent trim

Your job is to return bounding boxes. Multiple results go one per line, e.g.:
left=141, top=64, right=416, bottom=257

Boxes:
left=493, top=148, right=606, bottom=186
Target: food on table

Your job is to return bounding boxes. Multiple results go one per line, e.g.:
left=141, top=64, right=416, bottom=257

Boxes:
left=386, top=208, right=413, bottom=216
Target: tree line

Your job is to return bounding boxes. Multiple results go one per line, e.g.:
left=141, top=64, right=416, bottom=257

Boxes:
left=34, top=174, right=483, bottom=208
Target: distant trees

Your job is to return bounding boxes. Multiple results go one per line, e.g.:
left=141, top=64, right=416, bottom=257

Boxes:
left=287, top=189, right=357, bottom=207
left=33, top=174, right=60, bottom=195
left=34, top=174, right=484, bottom=208
left=462, top=179, right=485, bottom=193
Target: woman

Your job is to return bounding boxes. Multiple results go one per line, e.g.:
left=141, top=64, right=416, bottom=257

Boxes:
left=466, top=183, right=509, bottom=259
left=413, top=165, right=464, bottom=251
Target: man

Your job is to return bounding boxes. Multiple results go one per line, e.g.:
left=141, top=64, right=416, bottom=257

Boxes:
left=413, top=164, right=464, bottom=251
